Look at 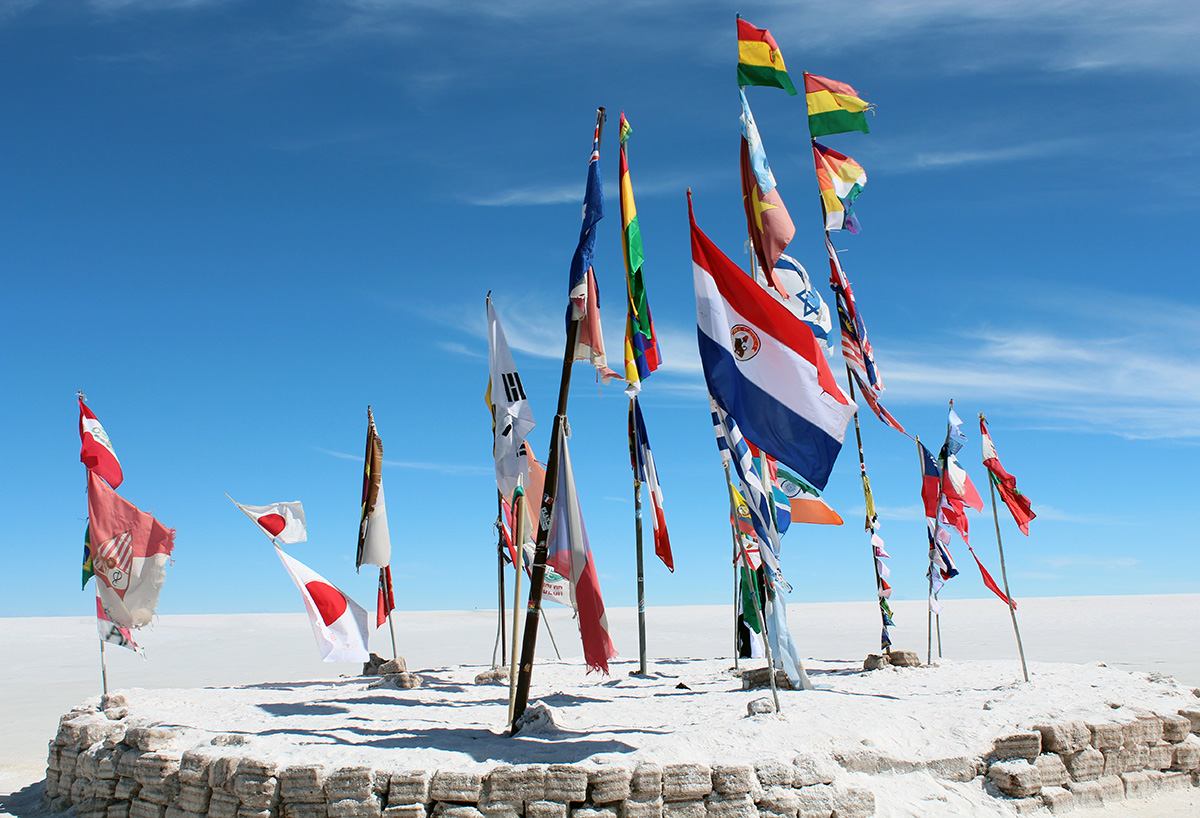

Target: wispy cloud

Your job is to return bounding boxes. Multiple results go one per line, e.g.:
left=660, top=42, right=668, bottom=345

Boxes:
left=314, top=447, right=490, bottom=475
left=1036, top=555, right=1139, bottom=570
left=465, top=184, right=584, bottom=207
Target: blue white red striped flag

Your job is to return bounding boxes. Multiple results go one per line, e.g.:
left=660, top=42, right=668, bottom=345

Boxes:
left=692, top=195, right=856, bottom=490
left=710, top=398, right=782, bottom=578
left=629, top=397, right=673, bottom=572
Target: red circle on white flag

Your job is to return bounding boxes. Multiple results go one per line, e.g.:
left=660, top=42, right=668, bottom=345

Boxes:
left=257, top=513, right=287, bottom=537
left=305, top=581, right=347, bottom=626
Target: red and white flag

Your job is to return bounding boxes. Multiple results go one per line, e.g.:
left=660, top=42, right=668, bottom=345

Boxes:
left=274, top=546, right=370, bottom=663
left=79, top=397, right=123, bottom=489
left=376, top=566, right=395, bottom=629
left=629, top=397, right=672, bottom=572
left=980, top=418, right=1036, bottom=535
left=87, top=472, right=175, bottom=628
left=234, top=500, right=307, bottom=544
left=96, top=594, right=142, bottom=655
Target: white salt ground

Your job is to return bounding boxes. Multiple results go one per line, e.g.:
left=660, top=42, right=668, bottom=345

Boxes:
left=2, top=594, right=1198, bottom=818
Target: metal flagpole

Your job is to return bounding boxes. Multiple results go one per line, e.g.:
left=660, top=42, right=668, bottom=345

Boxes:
left=631, top=400, right=648, bottom=676
left=842, top=366, right=891, bottom=654
left=915, top=435, right=936, bottom=666
left=934, top=400, right=958, bottom=659
left=982, top=415, right=1030, bottom=682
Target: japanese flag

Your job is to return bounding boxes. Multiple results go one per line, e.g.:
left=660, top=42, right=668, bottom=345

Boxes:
left=274, top=546, right=370, bottom=663
left=236, top=501, right=307, bottom=543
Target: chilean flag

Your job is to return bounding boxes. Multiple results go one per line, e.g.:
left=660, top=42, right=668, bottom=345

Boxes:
left=79, top=398, right=123, bottom=490
left=690, top=194, right=856, bottom=490
left=274, top=546, right=370, bottom=663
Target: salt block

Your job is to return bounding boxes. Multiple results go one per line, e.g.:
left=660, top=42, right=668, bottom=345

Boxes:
left=125, top=727, right=175, bottom=753
left=65, top=713, right=126, bottom=748
left=164, top=807, right=205, bottom=818
left=281, top=765, right=328, bottom=802
left=1119, top=719, right=1146, bottom=748
left=662, top=764, right=712, bottom=801
left=114, top=777, right=140, bottom=801
left=1034, top=721, right=1091, bottom=754
left=1063, top=748, right=1103, bottom=781
left=544, top=765, right=588, bottom=803
left=433, top=806, right=482, bottom=818
left=752, top=762, right=791, bottom=790
left=746, top=699, right=774, bottom=717
left=1129, top=744, right=1150, bottom=772
left=102, top=694, right=129, bottom=710
left=1161, top=714, right=1192, bottom=743
left=382, top=806, right=425, bottom=818
left=756, top=786, right=798, bottom=815
left=284, top=804, right=331, bottom=818
left=992, top=732, right=1041, bottom=762
left=472, top=669, right=507, bottom=685
left=861, top=655, right=889, bottom=672
left=987, top=760, right=1041, bottom=798
left=625, top=797, right=664, bottom=818
left=526, top=801, right=567, bottom=818
left=476, top=799, right=519, bottom=818
left=573, top=806, right=618, bottom=818
left=630, top=763, right=663, bottom=799
left=792, top=756, right=837, bottom=788
left=207, top=791, right=239, bottom=818
left=1034, top=754, right=1068, bottom=788
left=704, top=792, right=757, bottom=818
left=793, top=785, right=833, bottom=818
left=1119, top=771, right=1155, bottom=799
left=1040, top=786, right=1074, bottom=814
left=208, top=756, right=241, bottom=792
left=1088, top=722, right=1123, bottom=750
left=430, top=771, right=483, bottom=804
left=827, top=785, right=873, bottom=818
left=1095, top=775, right=1124, bottom=803
left=740, top=669, right=792, bottom=691
left=129, top=800, right=166, bottom=818
left=179, top=750, right=219, bottom=787
left=1101, top=748, right=1129, bottom=777
left=106, top=707, right=131, bottom=721
left=327, top=768, right=376, bottom=803
left=587, top=764, right=631, bottom=803
left=1178, top=708, right=1200, bottom=734
left=1136, top=713, right=1164, bottom=744
left=888, top=650, right=920, bottom=667
left=379, top=658, right=408, bottom=674
left=663, top=800, right=705, bottom=818
left=232, top=772, right=279, bottom=810
left=328, top=801, right=382, bottom=818
left=711, top=764, right=756, bottom=795
left=211, top=735, right=247, bottom=747
left=1064, top=780, right=1103, bottom=808
left=1148, top=742, right=1174, bottom=770
left=1171, top=738, right=1200, bottom=771
left=388, top=771, right=430, bottom=806
left=1007, top=796, right=1044, bottom=815
left=177, top=783, right=212, bottom=813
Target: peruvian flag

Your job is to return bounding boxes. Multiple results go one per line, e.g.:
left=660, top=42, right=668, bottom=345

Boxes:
left=235, top=500, right=307, bottom=543
left=274, top=546, right=370, bottom=663
left=980, top=418, right=1036, bottom=535
left=79, top=397, right=123, bottom=489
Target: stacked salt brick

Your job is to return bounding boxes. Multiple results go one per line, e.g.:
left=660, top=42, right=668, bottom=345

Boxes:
left=985, top=709, right=1200, bottom=814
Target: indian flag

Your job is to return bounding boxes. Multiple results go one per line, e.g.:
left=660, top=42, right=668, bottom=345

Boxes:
left=805, top=72, right=871, bottom=138
left=813, top=142, right=867, bottom=233
left=736, top=17, right=797, bottom=95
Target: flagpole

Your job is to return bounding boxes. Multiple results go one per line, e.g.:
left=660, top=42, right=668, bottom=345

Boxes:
left=935, top=400, right=959, bottom=659
left=721, top=462, right=779, bottom=713
left=981, top=416, right=1030, bottom=682
left=493, top=490, right=507, bottom=668
left=631, top=400, right=649, bottom=677
left=841, top=366, right=891, bottom=655
left=915, top=435, right=936, bottom=666
left=723, top=462, right=743, bottom=671
left=99, top=632, right=109, bottom=695
left=511, top=113, right=605, bottom=733
left=508, top=490, right=526, bottom=724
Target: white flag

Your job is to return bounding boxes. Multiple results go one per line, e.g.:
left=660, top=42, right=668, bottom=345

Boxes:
left=486, top=297, right=536, bottom=501
left=275, top=546, right=370, bottom=663
left=96, top=594, right=142, bottom=656
left=235, top=501, right=306, bottom=544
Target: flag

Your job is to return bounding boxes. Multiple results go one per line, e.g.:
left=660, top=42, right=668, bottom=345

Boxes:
left=619, top=113, right=662, bottom=395
left=968, top=546, right=1016, bottom=608
left=234, top=500, right=307, bottom=544
left=980, top=417, right=1036, bottom=535
left=629, top=397, right=673, bottom=571
left=919, top=441, right=942, bottom=518
left=96, top=594, right=142, bottom=655
left=274, top=546, right=370, bottom=662
left=771, top=484, right=791, bottom=535
left=711, top=398, right=782, bottom=576
left=544, top=423, right=616, bottom=673
left=739, top=90, right=795, bottom=293
left=735, top=16, right=798, bottom=95
left=804, top=72, right=871, bottom=138
left=775, top=464, right=842, bottom=525
left=79, top=397, right=123, bottom=489
left=849, top=368, right=906, bottom=435
left=813, top=141, right=867, bottom=233
left=692, top=195, right=857, bottom=491
left=568, top=115, right=615, bottom=379
left=486, top=296, right=537, bottom=502
left=764, top=576, right=809, bottom=688
left=86, top=472, right=175, bottom=628
left=82, top=524, right=94, bottom=589
left=826, top=234, right=882, bottom=391
left=376, top=565, right=395, bottom=629
left=770, top=254, right=833, bottom=354
left=357, top=407, right=391, bottom=570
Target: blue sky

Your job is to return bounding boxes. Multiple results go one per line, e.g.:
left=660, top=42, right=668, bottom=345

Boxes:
left=2, top=1, right=1198, bottom=641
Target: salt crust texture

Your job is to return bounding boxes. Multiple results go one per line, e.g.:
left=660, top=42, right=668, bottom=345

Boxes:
left=40, top=657, right=1200, bottom=818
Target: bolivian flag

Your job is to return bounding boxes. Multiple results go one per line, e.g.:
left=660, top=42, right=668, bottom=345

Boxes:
left=805, top=72, right=871, bottom=138
left=619, top=113, right=661, bottom=393
left=813, top=142, right=867, bottom=233
left=736, top=17, right=797, bottom=95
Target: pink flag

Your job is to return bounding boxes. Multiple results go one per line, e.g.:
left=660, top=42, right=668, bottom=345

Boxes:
left=572, top=267, right=624, bottom=383
left=79, top=398, right=123, bottom=489
left=274, top=546, right=370, bottom=663
left=87, top=472, right=175, bottom=628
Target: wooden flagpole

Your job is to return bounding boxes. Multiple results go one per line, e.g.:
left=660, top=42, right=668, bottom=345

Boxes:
left=493, top=491, right=507, bottom=668
left=841, top=366, right=891, bottom=654
left=631, top=400, right=648, bottom=677
left=507, top=490, right=526, bottom=724
left=981, top=415, right=1030, bottom=682
left=99, top=633, right=109, bottom=695
left=511, top=109, right=606, bottom=733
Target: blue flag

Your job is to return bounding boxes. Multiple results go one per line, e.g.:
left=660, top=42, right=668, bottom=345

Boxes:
left=568, top=119, right=605, bottom=318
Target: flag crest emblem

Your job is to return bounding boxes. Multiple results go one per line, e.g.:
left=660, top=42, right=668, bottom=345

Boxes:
left=730, top=325, right=760, bottom=360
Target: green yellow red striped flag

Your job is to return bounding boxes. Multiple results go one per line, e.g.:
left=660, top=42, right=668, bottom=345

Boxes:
left=813, top=141, right=867, bottom=233
left=805, top=72, right=871, bottom=138
left=618, top=113, right=661, bottom=393
left=736, top=17, right=797, bottom=95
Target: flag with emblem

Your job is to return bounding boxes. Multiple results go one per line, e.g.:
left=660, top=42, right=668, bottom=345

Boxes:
left=693, top=194, right=857, bottom=491
left=739, top=90, right=795, bottom=294
left=770, top=254, right=833, bottom=354
left=356, top=407, right=392, bottom=570
left=980, top=417, right=1036, bottom=535
left=805, top=72, right=871, bottom=138
left=234, top=500, right=307, bottom=544
left=775, top=464, right=843, bottom=525
left=87, top=472, right=175, bottom=628
left=79, top=397, right=123, bottom=489
left=486, top=296, right=537, bottom=502
left=275, top=546, right=370, bottom=662
left=619, top=114, right=662, bottom=395
left=735, top=16, right=798, bottom=94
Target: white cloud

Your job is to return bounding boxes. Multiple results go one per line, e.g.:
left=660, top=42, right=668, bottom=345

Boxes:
left=1036, top=555, right=1139, bottom=570
left=465, top=184, right=584, bottom=207
left=315, top=447, right=490, bottom=475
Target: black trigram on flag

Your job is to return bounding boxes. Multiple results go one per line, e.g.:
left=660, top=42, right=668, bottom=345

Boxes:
left=502, top=371, right=526, bottom=403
